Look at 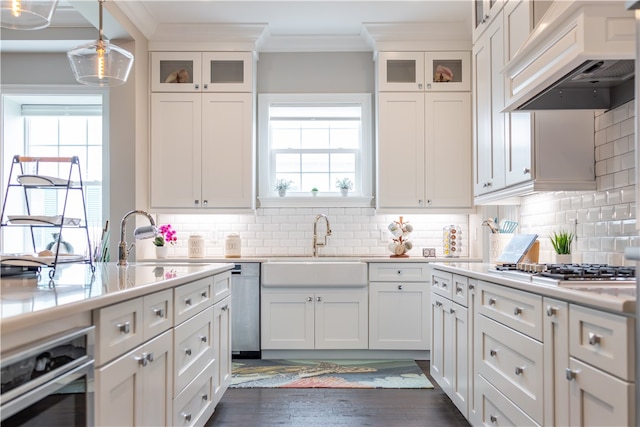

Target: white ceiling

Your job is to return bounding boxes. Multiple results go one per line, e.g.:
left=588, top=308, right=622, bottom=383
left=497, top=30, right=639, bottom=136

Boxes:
left=1, top=0, right=472, bottom=52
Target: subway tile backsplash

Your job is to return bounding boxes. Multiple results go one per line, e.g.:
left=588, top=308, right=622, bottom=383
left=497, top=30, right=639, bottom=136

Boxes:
left=519, top=101, right=638, bottom=266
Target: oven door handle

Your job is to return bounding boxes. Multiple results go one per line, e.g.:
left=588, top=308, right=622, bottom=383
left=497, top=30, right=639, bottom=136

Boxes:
left=1, top=359, right=94, bottom=421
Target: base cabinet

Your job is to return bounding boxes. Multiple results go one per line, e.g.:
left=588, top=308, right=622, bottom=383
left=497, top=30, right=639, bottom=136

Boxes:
left=96, top=331, right=173, bottom=426
left=213, top=297, right=232, bottom=405
left=261, top=289, right=368, bottom=350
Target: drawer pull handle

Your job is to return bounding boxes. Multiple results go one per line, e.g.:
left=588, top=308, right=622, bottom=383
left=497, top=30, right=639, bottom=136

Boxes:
left=316, top=296, right=322, bottom=302
left=134, top=353, right=148, bottom=367
left=513, top=307, right=522, bottom=316
left=515, top=366, right=525, bottom=375
left=433, top=279, right=439, bottom=285
left=185, top=298, right=192, bottom=306
left=146, top=352, right=154, bottom=363
left=202, top=393, right=208, bottom=401
left=490, top=415, right=498, bottom=423
left=201, top=291, right=207, bottom=298
left=468, top=283, right=475, bottom=290
left=307, top=297, right=313, bottom=302
left=489, top=349, right=498, bottom=357
left=200, top=335, right=207, bottom=343
left=456, top=286, right=462, bottom=294
left=182, top=412, right=192, bottom=422
left=116, top=322, right=130, bottom=334
left=397, top=270, right=402, bottom=275
left=488, top=298, right=496, bottom=306
left=442, top=282, right=447, bottom=289
left=546, top=306, right=557, bottom=317
left=435, top=301, right=443, bottom=307
left=153, top=308, right=164, bottom=318
left=398, top=285, right=403, bottom=290
left=565, top=368, right=577, bottom=381
left=185, top=348, right=192, bottom=356
left=222, top=305, right=229, bottom=311
left=449, top=308, right=455, bottom=314
left=588, top=332, right=601, bottom=346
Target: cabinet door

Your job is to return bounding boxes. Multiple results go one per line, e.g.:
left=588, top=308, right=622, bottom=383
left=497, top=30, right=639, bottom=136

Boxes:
left=150, top=93, right=203, bottom=208
left=212, top=297, right=232, bottom=405
left=424, top=52, right=471, bottom=92
left=315, top=292, right=368, bottom=349
left=473, top=13, right=506, bottom=196
left=369, top=282, right=429, bottom=350
left=543, top=298, right=570, bottom=427
left=202, top=52, right=253, bottom=92
left=201, top=93, right=254, bottom=209
left=505, top=111, right=533, bottom=186
left=151, top=52, right=202, bottom=92
left=140, top=331, right=173, bottom=427
left=377, top=92, right=425, bottom=208
left=449, top=303, right=469, bottom=417
left=467, top=279, right=481, bottom=427
left=430, top=293, right=448, bottom=390
left=568, top=358, right=635, bottom=427
left=472, top=0, right=505, bottom=43
left=424, top=92, right=472, bottom=208
left=174, top=306, right=214, bottom=396
left=377, top=52, right=424, bottom=91
left=261, top=292, right=314, bottom=349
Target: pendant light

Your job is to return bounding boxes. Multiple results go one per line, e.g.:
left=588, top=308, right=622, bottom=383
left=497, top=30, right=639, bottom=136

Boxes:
left=66, top=0, right=133, bottom=87
left=0, top=0, right=59, bottom=30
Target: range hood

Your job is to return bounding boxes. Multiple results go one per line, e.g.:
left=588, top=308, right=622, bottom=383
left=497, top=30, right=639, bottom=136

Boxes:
left=503, top=1, right=635, bottom=112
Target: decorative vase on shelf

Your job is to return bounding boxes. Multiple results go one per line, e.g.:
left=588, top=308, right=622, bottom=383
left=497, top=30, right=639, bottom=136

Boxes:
left=155, top=245, right=168, bottom=259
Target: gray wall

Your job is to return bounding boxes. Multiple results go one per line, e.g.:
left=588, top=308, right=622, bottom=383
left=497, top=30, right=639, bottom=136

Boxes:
left=1, top=53, right=78, bottom=85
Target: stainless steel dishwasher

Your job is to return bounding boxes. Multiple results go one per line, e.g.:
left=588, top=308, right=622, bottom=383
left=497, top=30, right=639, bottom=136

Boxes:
left=231, top=262, right=261, bottom=359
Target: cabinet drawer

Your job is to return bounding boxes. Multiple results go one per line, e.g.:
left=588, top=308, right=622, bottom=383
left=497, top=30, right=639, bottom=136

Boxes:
left=369, top=262, right=430, bottom=282
left=143, top=289, right=173, bottom=341
left=431, top=270, right=453, bottom=298
left=451, top=274, right=468, bottom=307
left=477, top=315, right=543, bottom=424
left=212, top=270, right=231, bottom=303
left=173, top=360, right=215, bottom=427
left=478, top=281, right=543, bottom=340
left=96, top=298, right=144, bottom=365
left=476, top=375, right=540, bottom=427
left=174, top=276, right=213, bottom=325
left=569, top=304, right=635, bottom=381
left=174, top=306, right=214, bottom=395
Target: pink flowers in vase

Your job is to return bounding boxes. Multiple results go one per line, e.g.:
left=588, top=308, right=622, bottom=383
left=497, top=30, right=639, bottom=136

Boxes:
left=154, top=224, right=177, bottom=247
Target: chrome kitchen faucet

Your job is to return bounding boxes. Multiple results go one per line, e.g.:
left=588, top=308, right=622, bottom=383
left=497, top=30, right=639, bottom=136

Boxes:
left=312, top=213, right=332, bottom=257
left=118, top=209, right=157, bottom=266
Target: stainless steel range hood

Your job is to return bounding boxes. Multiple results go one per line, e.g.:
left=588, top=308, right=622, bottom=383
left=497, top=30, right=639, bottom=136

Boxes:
left=503, top=1, right=635, bottom=112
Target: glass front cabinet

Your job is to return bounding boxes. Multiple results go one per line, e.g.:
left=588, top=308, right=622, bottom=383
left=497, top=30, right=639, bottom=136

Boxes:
left=378, top=51, right=470, bottom=92
left=151, top=51, right=253, bottom=92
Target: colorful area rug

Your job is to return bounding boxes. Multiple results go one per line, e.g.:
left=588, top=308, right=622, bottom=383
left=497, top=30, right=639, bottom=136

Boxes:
left=230, top=359, right=433, bottom=389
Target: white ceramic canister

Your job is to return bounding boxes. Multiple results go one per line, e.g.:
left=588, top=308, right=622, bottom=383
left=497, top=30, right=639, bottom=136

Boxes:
left=188, top=234, right=205, bottom=258
left=224, top=233, right=241, bottom=258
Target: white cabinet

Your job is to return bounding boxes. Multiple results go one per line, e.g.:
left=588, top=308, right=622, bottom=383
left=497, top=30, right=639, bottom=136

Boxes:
left=368, top=263, right=430, bottom=350
left=150, top=92, right=254, bottom=210
left=378, top=91, right=472, bottom=209
left=96, top=330, right=173, bottom=427
left=472, top=0, right=505, bottom=43
left=543, top=297, right=570, bottom=427
left=151, top=51, right=253, bottom=93
left=212, top=297, right=231, bottom=406
left=261, top=289, right=368, bottom=350
left=473, top=11, right=506, bottom=196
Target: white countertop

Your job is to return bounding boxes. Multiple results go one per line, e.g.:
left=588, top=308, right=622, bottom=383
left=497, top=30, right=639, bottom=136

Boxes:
left=142, top=256, right=482, bottom=263
left=0, top=262, right=234, bottom=334
left=432, top=262, right=636, bottom=315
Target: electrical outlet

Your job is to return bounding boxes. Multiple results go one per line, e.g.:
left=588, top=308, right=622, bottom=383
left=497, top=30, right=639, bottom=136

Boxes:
left=379, top=229, right=388, bottom=242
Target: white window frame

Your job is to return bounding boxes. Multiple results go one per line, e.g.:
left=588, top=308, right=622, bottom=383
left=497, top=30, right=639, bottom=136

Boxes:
left=258, top=93, right=373, bottom=207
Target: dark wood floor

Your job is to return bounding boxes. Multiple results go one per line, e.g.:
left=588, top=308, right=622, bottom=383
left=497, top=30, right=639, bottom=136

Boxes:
left=205, top=360, right=470, bottom=427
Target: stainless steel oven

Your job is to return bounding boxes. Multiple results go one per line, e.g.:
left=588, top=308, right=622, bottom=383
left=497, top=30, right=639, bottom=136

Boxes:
left=1, top=326, right=94, bottom=426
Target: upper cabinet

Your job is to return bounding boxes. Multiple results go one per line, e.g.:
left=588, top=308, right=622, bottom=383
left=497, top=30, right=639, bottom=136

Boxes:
left=472, top=0, right=505, bottom=43
left=151, top=51, right=253, bottom=93
left=378, top=51, right=470, bottom=92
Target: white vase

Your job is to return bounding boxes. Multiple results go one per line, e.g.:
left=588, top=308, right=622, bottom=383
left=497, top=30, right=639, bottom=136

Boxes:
left=155, top=245, right=168, bottom=259
left=340, top=188, right=349, bottom=197
left=554, top=253, right=572, bottom=264
left=278, top=189, right=286, bottom=197
left=311, top=190, right=318, bottom=197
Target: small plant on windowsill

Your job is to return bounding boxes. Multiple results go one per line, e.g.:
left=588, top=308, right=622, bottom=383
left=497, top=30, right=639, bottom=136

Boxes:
left=336, top=178, right=353, bottom=197
left=311, top=187, right=319, bottom=197
left=275, top=179, right=293, bottom=197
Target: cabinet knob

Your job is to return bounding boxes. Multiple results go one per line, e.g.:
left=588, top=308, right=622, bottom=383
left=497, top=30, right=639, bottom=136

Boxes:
left=194, top=84, right=200, bottom=90
left=398, top=284, right=403, bottom=290
left=456, top=286, right=462, bottom=294
left=204, top=84, right=208, bottom=89
left=307, top=296, right=313, bottom=302
left=397, top=270, right=402, bottom=275
left=433, top=279, right=439, bottom=285
left=195, top=200, right=200, bottom=205
left=185, top=348, right=192, bottom=356
left=488, top=297, right=496, bottom=306
left=426, top=199, right=432, bottom=206
left=449, top=308, right=455, bottom=314
left=182, top=412, right=192, bottom=422
left=426, top=83, right=432, bottom=90
left=185, top=298, right=192, bottom=306
left=200, top=335, right=207, bottom=343
left=588, top=332, right=601, bottom=346
left=435, top=301, right=442, bottom=307
left=202, top=394, right=208, bottom=401
left=489, top=349, right=498, bottom=357
left=116, top=322, right=130, bottom=334
left=203, top=200, right=208, bottom=206
left=513, top=306, right=522, bottom=316
left=222, top=305, right=229, bottom=311
left=134, top=353, right=148, bottom=367
left=515, top=366, right=525, bottom=375
left=153, top=308, right=164, bottom=318
left=523, top=167, right=531, bottom=174
left=546, top=306, right=557, bottom=317
left=418, top=83, right=423, bottom=90
left=201, top=291, right=207, bottom=298
left=565, top=368, right=577, bottom=381
left=468, top=283, right=475, bottom=290
left=147, top=352, right=154, bottom=363
left=316, top=296, right=322, bottom=302
left=489, top=414, right=498, bottom=423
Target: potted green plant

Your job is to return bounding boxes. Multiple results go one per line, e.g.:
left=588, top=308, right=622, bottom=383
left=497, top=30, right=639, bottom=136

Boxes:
left=335, top=177, right=353, bottom=197
left=310, top=187, right=319, bottom=197
left=274, top=179, right=293, bottom=197
left=549, top=230, right=574, bottom=263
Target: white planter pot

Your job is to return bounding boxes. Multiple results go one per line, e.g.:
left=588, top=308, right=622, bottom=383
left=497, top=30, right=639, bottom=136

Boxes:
left=553, top=253, right=572, bottom=264
left=155, top=245, right=168, bottom=259
left=278, top=189, right=286, bottom=197
left=340, top=188, right=349, bottom=197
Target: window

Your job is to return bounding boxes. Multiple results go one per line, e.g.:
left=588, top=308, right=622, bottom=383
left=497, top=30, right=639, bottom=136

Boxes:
left=1, top=98, right=103, bottom=255
left=258, top=93, right=372, bottom=204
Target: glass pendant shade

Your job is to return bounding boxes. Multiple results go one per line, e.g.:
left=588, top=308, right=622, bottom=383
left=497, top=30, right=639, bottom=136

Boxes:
left=67, top=39, right=134, bottom=87
left=0, top=0, right=59, bottom=30
left=66, top=0, right=134, bottom=87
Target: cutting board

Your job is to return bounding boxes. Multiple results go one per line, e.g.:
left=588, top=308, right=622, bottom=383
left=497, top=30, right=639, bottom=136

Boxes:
left=496, top=234, right=538, bottom=264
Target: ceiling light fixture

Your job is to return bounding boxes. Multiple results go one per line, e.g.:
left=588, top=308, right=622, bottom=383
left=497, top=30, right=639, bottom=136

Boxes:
left=66, top=0, right=133, bottom=87
left=0, top=0, right=59, bottom=30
